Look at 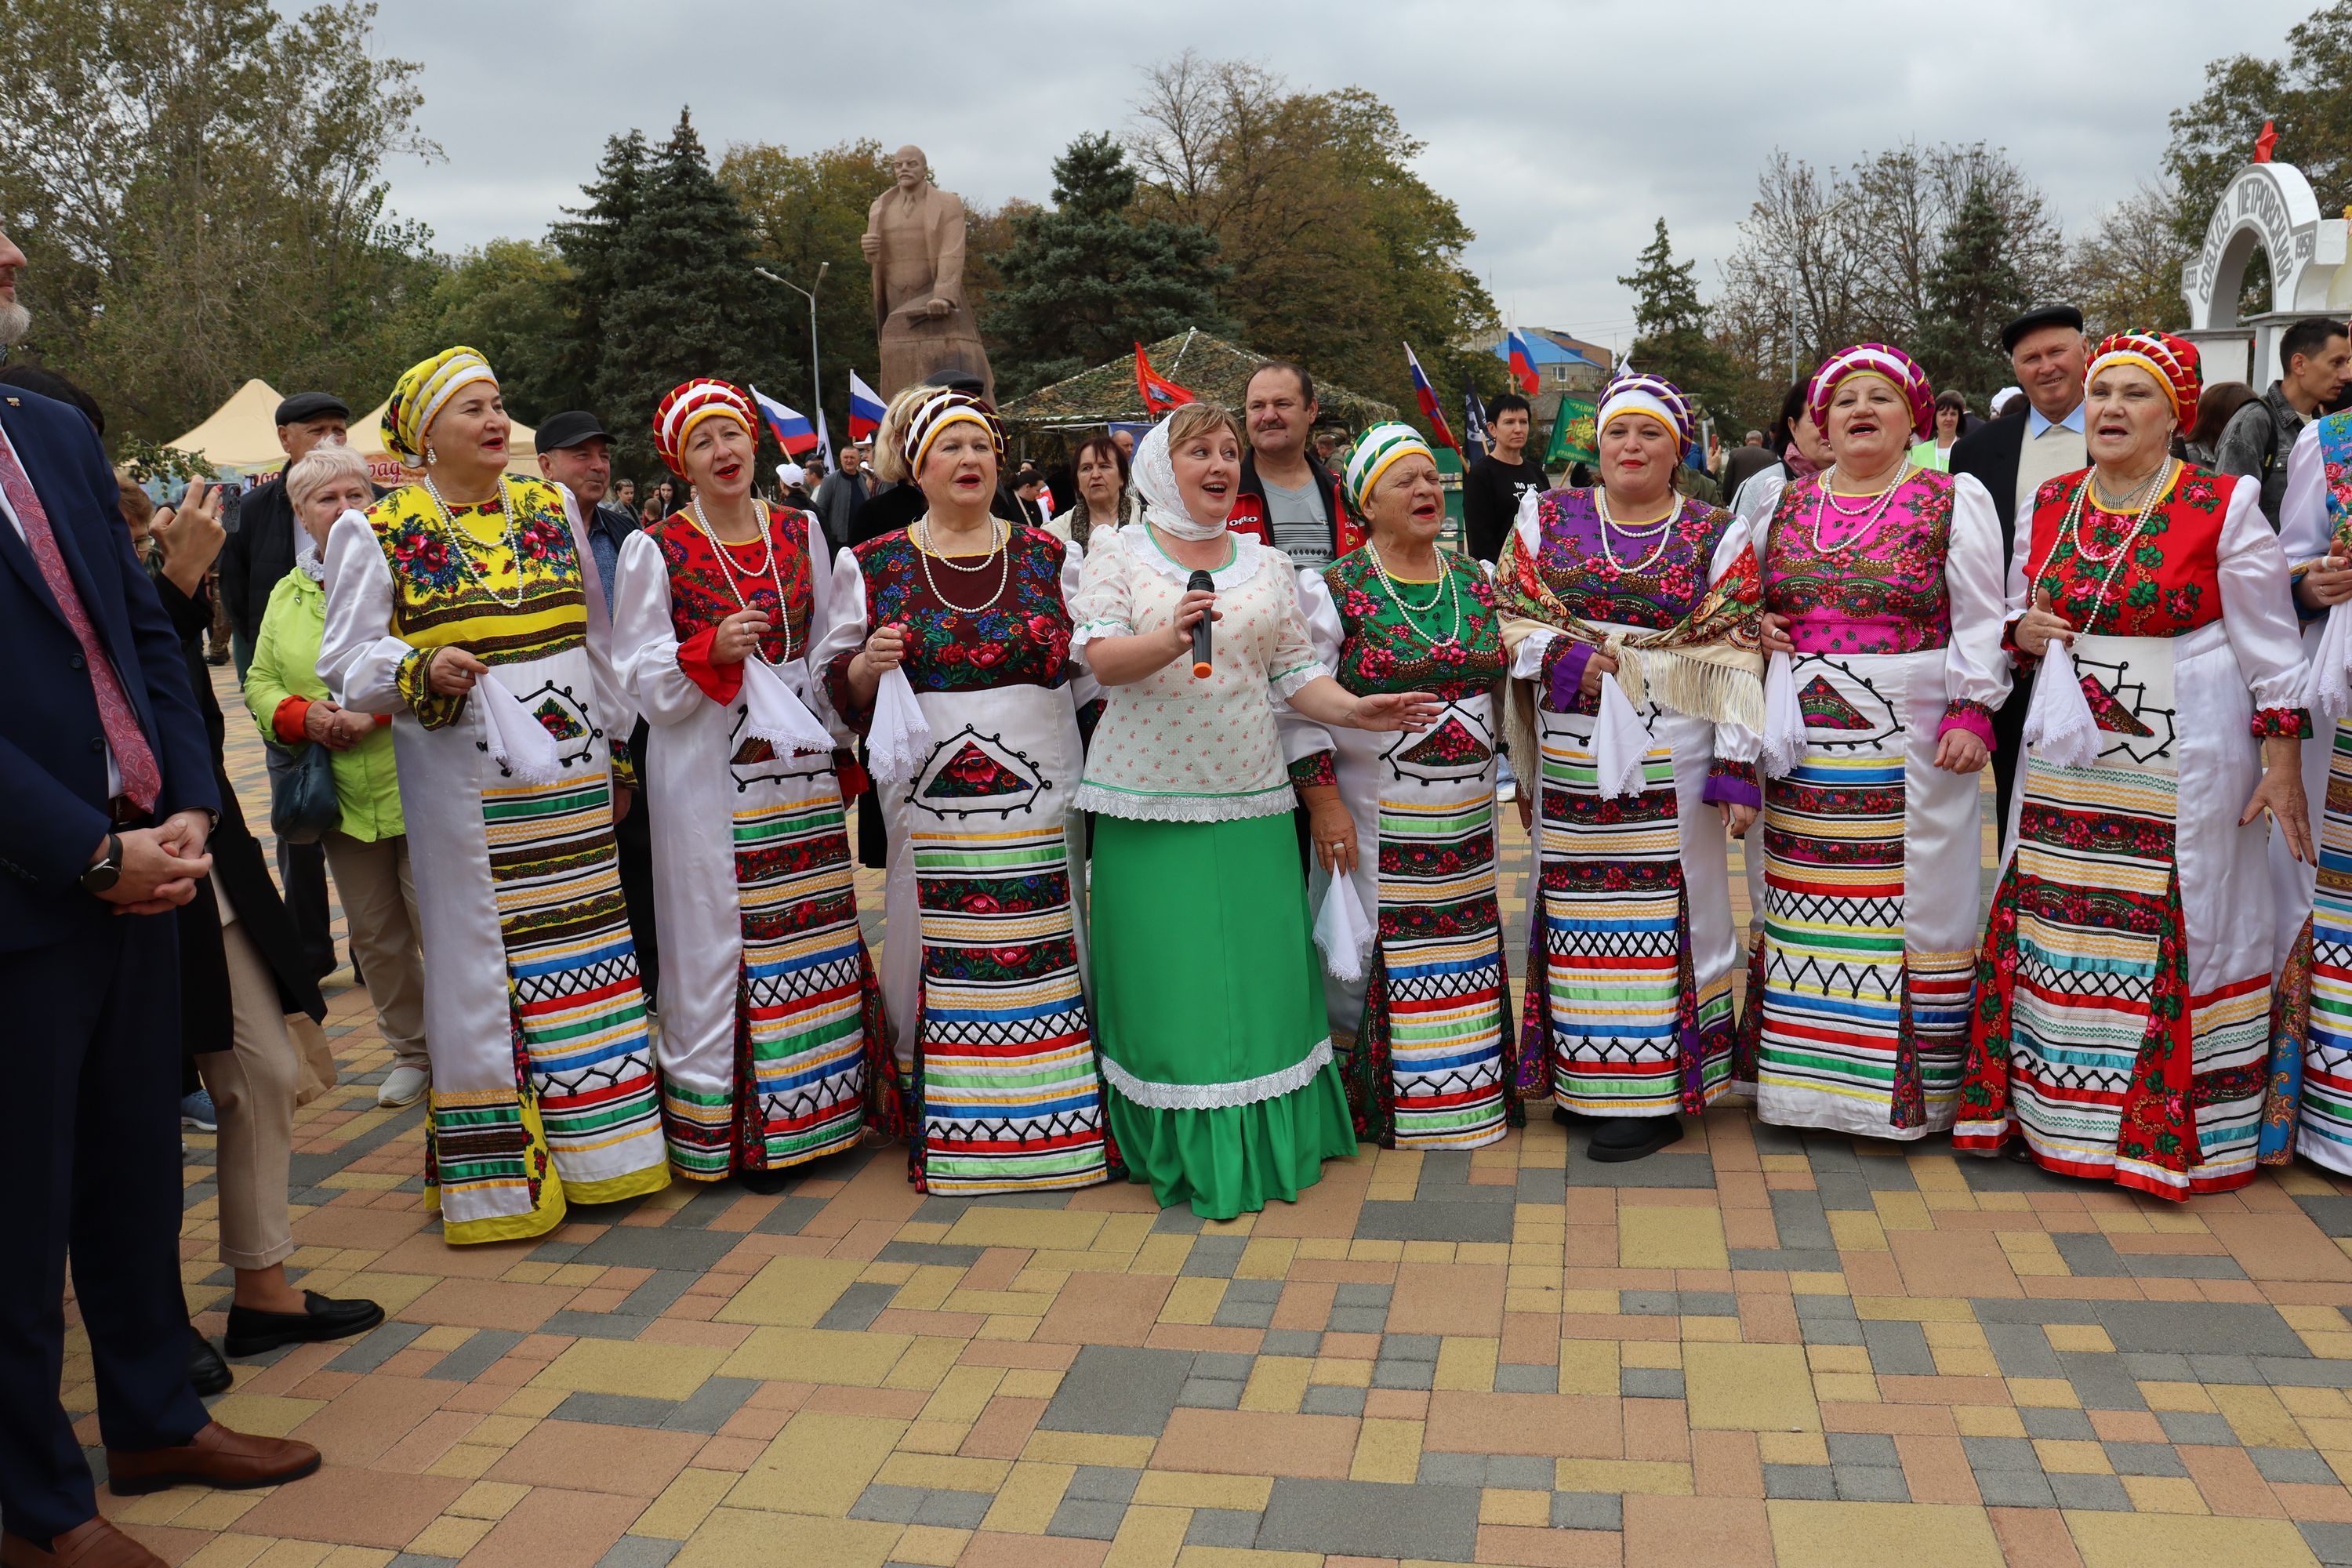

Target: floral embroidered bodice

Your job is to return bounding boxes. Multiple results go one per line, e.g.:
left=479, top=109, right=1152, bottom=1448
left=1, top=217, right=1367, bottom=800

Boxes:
left=367, top=477, right=585, bottom=663
left=1520, top=488, right=1733, bottom=632
left=2022, top=466, right=2229, bottom=640
left=1320, top=547, right=1506, bottom=702
left=828, top=525, right=1077, bottom=700
left=648, top=505, right=815, bottom=662
left=1762, top=469, right=1955, bottom=654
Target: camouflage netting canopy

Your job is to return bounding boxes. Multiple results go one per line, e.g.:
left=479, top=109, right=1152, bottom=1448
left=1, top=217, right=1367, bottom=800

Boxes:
left=997, top=329, right=1397, bottom=434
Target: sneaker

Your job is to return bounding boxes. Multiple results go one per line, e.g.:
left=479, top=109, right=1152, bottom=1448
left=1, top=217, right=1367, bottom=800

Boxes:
left=180, top=1089, right=218, bottom=1132
left=377, top=1063, right=429, bottom=1109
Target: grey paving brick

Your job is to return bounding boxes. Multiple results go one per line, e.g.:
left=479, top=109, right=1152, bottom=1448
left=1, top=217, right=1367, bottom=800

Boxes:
left=593, top=1544, right=680, bottom=1568
left=1184, top=1509, right=1261, bottom=1548
left=849, top=1485, right=929, bottom=1523
left=2020, top=1406, right=2096, bottom=1439
left=1066, top=1466, right=1142, bottom=1504
left=387, top=1558, right=458, bottom=1568
left=1566, top=1151, right=1715, bottom=1189
left=1495, top=1364, right=1557, bottom=1392
left=2254, top=1446, right=2343, bottom=1484
left=1515, top=1167, right=1569, bottom=1203
left=1552, top=1492, right=1622, bottom=1530
left=2053, top=1233, right=2132, bottom=1277
left=1372, top=1359, right=1436, bottom=1390
left=1192, top=1352, right=1257, bottom=1382
left=1973, top=1468, right=2058, bottom=1508
left=325, top=1319, right=427, bottom=1374
left=1211, top=1295, right=1276, bottom=1329
left=1045, top=1499, right=1127, bottom=1540
left=1334, top=1283, right=1393, bottom=1308
left=1151, top=1207, right=1207, bottom=1234
left=1355, top=1200, right=1512, bottom=1243
left=1730, top=1248, right=1846, bottom=1274
left=1798, top=1316, right=1864, bottom=1346
left=2056, top=1350, right=2146, bottom=1412
left=1224, top=1277, right=1285, bottom=1303
left=541, top=1312, right=653, bottom=1341
left=664, top=1377, right=757, bottom=1435
left=620, top=1272, right=698, bottom=1319
left=1769, top=1190, right=1835, bottom=1250
left=1813, top=1171, right=1877, bottom=1211
left=1794, top=1293, right=1859, bottom=1319
left=1621, top=1368, right=1685, bottom=1399
left=2297, top=1196, right=2352, bottom=1237
left=2120, top=1352, right=2196, bottom=1382
left=1260, top=1330, right=1322, bottom=1357
left=1763, top=1465, right=1837, bottom=1500
left=877, top=1241, right=985, bottom=1267
left=750, top=1197, right=826, bottom=1235
left=815, top=1281, right=900, bottom=1332
left=2092, top=1301, right=2305, bottom=1359
left=550, top=1392, right=677, bottom=1428
left=1835, top=1465, right=1910, bottom=1501
left=2049, top=1473, right=2131, bottom=1511
left=1257, top=1477, right=1480, bottom=1562
left=2261, top=1359, right=2352, bottom=1388
left=1621, top=1290, right=1679, bottom=1317
left=1984, top=1323, right=2063, bottom=1378
left=1827, top=1432, right=1900, bottom=1467
left=1861, top=1320, right=1936, bottom=1377
left=1181, top=1236, right=1246, bottom=1277
left=2185, top=1353, right=2269, bottom=1385
left=1962, top=1436, right=2039, bottom=1472
left=1302, top=1384, right=1367, bottom=1416
left=1420, top=1151, right=1472, bottom=1185
left=2158, top=1410, right=2240, bottom=1446
left=916, top=1490, right=993, bottom=1529
left=1486, top=1456, right=1555, bottom=1490
left=1384, top=1334, right=1442, bottom=1362
left=1417, top=1452, right=1486, bottom=1486
left=568, top=1224, right=746, bottom=1273
left=1176, top=1377, right=1244, bottom=1409
left=1679, top=1291, right=1738, bottom=1318
left=1327, top=1305, right=1388, bottom=1334
left=1804, top=1139, right=1862, bottom=1171
left=1040, top=1346, right=1196, bottom=1436
left=2103, top=1441, right=2187, bottom=1476
left=424, top=1329, right=524, bottom=1383
left=1857, top=1156, right=1918, bottom=1191
left=2304, top=1521, right=2352, bottom=1566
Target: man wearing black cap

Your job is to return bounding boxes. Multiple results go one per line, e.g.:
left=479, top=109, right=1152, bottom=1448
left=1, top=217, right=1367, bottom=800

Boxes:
left=1950, top=303, right=2087, bottom=844
left=535, top=411, right=660, bottom=1002
left=216, top=390, right=352, bottom=981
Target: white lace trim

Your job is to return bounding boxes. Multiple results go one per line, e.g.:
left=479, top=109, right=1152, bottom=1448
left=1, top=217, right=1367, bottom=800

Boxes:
left=1070, top=780, right=1298, bottom=822
left=1101, top=1036, right=1335, bottom=1110
left=1270, top=661, right=1325, bottom=701
left=1114, top=524, right=1267, bottom=590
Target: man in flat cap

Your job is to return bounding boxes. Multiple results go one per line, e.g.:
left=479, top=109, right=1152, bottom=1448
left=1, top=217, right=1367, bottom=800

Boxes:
left=217, top=390, right=353, bottom=982
left=535, top=410, right=660, bottom=1004
left=1950, top=303, right=2086, bottom=845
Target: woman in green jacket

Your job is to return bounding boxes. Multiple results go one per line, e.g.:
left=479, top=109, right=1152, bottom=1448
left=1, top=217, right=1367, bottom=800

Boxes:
left=245, top=442, right=430, bottom=1109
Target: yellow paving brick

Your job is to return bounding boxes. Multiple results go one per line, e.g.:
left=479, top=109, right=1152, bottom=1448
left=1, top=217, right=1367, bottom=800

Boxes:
left=980, top=1460, right=1076, bottom=1533
left=205, top=1393, right=325, bottom=1437
left=1922, top=1322, right=1987, bottom=1348
left=949, top=1290, right=1054, bottom=1317
left=1011, top=1266, right=1070, bottom=1294
left=544, top=1261, right=606, bottom=1286
left=1104, top=1504, right=1192, bottom=1568
left=883, top=1334, right=966, bottom=1392
left=672, top=1508, right=901, bottom=1568
left=1813, top=1372, right=1879, bottom=1404
left=896, top=1421, right=971, bottom=1454
left=1559, top=1289, right=1620, bottom=1314
left=1237, top=1237, right=1297, bottom=1278
left=183, top=1534, right=274, bottom=1568
left=1622, top=1340, right=1683, bottom=1369
left=535, top=1339, right=728, bottom=1402
left=717, top=1327, right=913, bottom=1386
left=1434, top=1337, right=1498, bottom=1392
left=497, top=1386, right=565, bottom=1418
left=1132, top=1473, right=1275, bottom=1510
left=1295, top=1237, right=1349, bottom=1260
left=1132, top=1234, right=1195, bottom=1276
left=2066, top=1513, right=2318, bottom=1568
left=1681, top=1315, right=1742, bottom=1342
left=1759, top=1432, right=1829, bottom=1466
left=1557, top=1339, right=1619, bottom=1394
left=1173, top=1548, right=1316, bottom=1568
left=2140, top=1381, right=2218, bottom=1412
left=466, top=1414, right=537, bottom=1446
left=2122, top=1475, right=2209, bottom=1514
left=942, top=1206, right=1106, bottom=1251
left=875, top=1453, right=1012, bottom=1492
left=1953, top=1406, right=2027, bottom=1439
left=895, top=1221, right=950, bottom=1243
left=1766, top=1501, right=2003, bottom=1567
left=2033, top=1439, right=2111, bottom=1474
left=726, top=1411, right=907, bottom=1515
left=633, top=1467, right=739, bottom=1541
left=1240, top=1355, right=1310, bottom=1412
left=1348, top=1238, right=1405, bottom=1261
left=1504, top=1287, right=1560, bottom=1315
left=2279, top=1387, right=2352, bottom=1417
left=411, top=1325, right=474, bottom=1352
left=1308, top=1356, right=1373, bottom=1388
left=2212, top=1385, right=2310, bottom=1448
left=424, top=1443, right=502, bottom=1479
left=1872, top=1192, right=1933, bottom=1231
left=1827, top=1211, right=1889, bottom=1251
left=1024, top=1431, right=1157, bottom=1467
left=403, top=1519, right=492, bottom=1559
left=888, top=1265, right=966, bottom=1312
left=1160, top=1276, right=1228, bottom=1325
left=1685, top=1342, right=1820, bottom=1432
left=1402, top=1240, right=1456, bottom=1263
left=1618, top=1204, right=1730, bottom=1269
left=1932, top=1348, right=1999, bottom=1378
left=1459, top=1243, right=1511, bottom=1265
left=917, top=1364, right=1004, bottom=1425
left=1202, top=1215, right=1256, bottom=1236
left=2299, top=1330, right=2352, bottom=1358
left=890, top=1525, right=970, bottom=1567
left=2006, top=1377, right=2079, bottom=1409
left=1554, top=1459, right=1694, bottom=1495
left=169, top=1493, right=263, bottom=1532
left=1479, top=1488, right=1552, bottom=1526
left=448, top=1481, right=528, bottom=1519
left=249, top=1544, right=332, bottom=1568
left=997, top=1367, right=1063, bottom=1399
left=1350, top=1417, right=1423, bottom=1483
left=1808, top=1345, right=1872, bottom=1374
left=1788, top=1271, right=1849, bottom=1295
left=2045, top=1324, right=2114, bottom=1353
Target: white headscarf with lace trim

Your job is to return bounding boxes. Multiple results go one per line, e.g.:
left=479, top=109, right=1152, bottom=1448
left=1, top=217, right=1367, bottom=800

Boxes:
left=1130, top=416, right=1228, bottom=542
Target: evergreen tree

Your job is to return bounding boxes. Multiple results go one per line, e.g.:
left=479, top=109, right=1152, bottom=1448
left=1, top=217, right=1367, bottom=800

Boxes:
left=548, top=129, right=649, bottom=413
left=984, top=132, right=1231, bottom=397
left=1617, top=218, right=1737, bottom=429
left=589, top=111, right=800, bottom=482
left=1914, top=179, right=2030, bottom=402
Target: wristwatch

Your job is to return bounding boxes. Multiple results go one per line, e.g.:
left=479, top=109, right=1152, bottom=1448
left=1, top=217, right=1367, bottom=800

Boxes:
left=81, top=832, right=123, bottom=895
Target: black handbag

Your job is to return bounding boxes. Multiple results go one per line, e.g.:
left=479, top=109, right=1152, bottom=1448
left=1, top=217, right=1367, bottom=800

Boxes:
left=268, top=739, right=342, bottom=844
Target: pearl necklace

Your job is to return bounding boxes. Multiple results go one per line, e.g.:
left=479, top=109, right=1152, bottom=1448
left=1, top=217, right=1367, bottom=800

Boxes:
left=1808, top=463, right=1911, bottom=555
left=916, top=514, right=1010, bottom=611
left=423, top=474, right=527, bottom=610
left=1366, top=545, right=1461, bottom=649
left=1594, top=487, right=1680, bottom=575
left=688, top=496, right=789, bottom=665
left=2051, top=461, right=2172, bottom=636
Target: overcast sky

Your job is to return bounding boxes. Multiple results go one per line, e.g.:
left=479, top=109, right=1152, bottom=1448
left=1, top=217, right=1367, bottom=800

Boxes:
left=338, top=0, right=2314, bottom=358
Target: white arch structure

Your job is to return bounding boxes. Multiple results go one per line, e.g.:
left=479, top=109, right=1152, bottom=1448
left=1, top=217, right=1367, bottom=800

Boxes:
left=2181, top=160, right=2349, bottom=389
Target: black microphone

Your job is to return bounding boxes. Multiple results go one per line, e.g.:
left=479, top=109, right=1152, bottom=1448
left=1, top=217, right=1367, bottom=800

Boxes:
left=1186, top=568, right=1214, bottom=678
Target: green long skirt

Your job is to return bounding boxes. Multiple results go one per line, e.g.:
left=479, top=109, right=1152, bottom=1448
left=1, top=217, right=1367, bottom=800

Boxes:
left=1089, top=811, right=1359, bottom=1219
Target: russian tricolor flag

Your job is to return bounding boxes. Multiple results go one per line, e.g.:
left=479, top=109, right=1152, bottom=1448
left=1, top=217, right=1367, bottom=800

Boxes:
left=848, top=370, right=886, bottom=443
left=1505, top=328, right=1541, bottom=396
left=750, top=385, right=820, bottom=457
left=1403, top=343, right=1460, bottom=454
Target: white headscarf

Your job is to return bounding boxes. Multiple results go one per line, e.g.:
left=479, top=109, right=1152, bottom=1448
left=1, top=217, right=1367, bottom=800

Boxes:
left=1131, top=416, right=1227, bottom=543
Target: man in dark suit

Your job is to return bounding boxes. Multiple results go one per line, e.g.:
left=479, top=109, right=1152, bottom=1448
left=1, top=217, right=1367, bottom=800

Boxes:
left=1948, top=303, right=2088, bottom=845
left=0, top=230, right=318, bottom=1568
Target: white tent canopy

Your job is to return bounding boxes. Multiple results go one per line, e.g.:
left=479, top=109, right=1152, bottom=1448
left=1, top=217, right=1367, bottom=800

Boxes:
left=163, top=378, right=290, bottom=473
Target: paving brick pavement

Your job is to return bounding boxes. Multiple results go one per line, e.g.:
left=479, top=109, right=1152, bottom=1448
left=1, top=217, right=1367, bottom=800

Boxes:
left=70, top=666, right=2352, bottom=1566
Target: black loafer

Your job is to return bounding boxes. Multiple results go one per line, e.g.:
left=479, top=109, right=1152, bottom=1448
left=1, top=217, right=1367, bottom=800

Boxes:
left=188, top=1327, right=232, bottom=1396
left=1551, top=1104, right=1596, bottom=1127
left=223, top=1291, right=386, bottom=1358
left=1586, top=1115, right=1683, bottom=1163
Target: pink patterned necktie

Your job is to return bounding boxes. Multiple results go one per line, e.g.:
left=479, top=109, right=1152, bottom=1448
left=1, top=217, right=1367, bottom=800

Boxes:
left=0, top=432, right=162, bottom=811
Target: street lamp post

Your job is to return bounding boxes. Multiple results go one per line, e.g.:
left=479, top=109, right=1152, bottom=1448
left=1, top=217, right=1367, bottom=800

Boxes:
left=754, top=263, right=829, bottom=456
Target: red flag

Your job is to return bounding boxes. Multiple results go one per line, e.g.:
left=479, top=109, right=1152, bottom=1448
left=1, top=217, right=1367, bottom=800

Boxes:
left=1404, top=342, right=1461, bottom=454
left=1135, top=342, right=1196, bottom=417
left=2256, top=119, right=2279, bottom=163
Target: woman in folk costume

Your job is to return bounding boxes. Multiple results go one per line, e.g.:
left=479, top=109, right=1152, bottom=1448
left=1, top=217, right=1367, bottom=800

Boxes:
left=1492, top=375, right=1766, bottom=1163
left=1958, top=332, right=2313, bottom=1197
left=1743, top=344, right=2009, bottom=1140
left=1281, top=423, right=1517, bottom=1150
left=2260, top=411, right=2352, bottom=1172
left=815, top=389, right=1113, bottom=1195
left=1071, top=403, right=1439, bottom=1217
left=320, top=347, right=667, bottom=1242
left=612, top=379, right=896, bottom=1190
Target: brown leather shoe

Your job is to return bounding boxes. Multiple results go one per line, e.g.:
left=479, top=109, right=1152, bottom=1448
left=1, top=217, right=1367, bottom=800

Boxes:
left=104, top=1421, right=321, bottom=1495
left=0, top=1518, right=166, bottom=1567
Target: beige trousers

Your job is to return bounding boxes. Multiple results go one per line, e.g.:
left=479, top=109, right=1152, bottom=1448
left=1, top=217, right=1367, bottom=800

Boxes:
left=198, top=912, right=325, bottom=1271
left=322, top=831, right=427, bottom=1068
